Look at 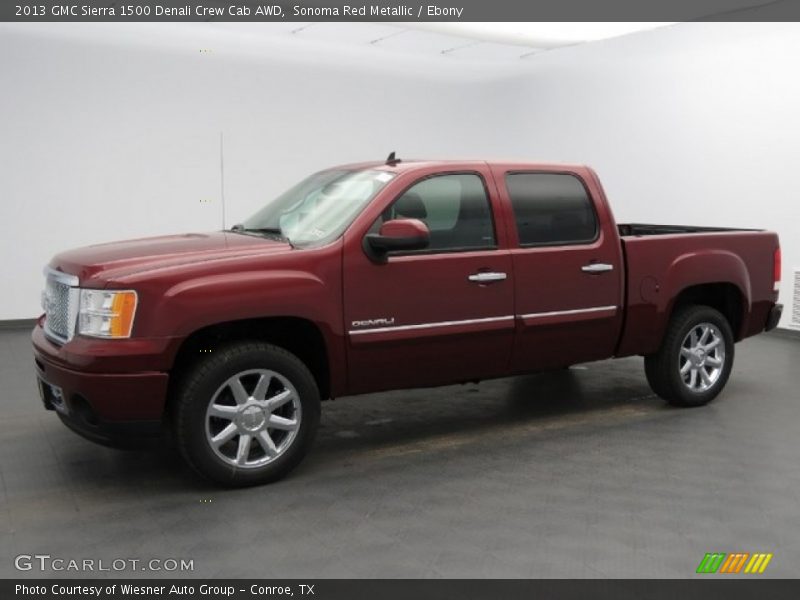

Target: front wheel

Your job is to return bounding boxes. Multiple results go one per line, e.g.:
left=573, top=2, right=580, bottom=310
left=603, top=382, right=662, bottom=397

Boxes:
left=644, top=305, right=735, bottom=407
left=174, top=342, right=320, bottom=486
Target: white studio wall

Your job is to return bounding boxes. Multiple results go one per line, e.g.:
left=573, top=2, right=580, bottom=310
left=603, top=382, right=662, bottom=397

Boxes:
left=0, top=23, right=512, bottom=320
left=493, top=22, right=800, bottom=328
left=1, top=22, right=798, bottom=329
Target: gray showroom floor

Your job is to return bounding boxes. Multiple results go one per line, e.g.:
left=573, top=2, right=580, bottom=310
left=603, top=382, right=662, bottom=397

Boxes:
left=0, top=327, right=798, bottom=579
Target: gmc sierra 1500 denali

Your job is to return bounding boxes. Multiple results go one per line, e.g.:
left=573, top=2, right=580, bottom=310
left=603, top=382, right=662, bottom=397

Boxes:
left=32, top=157, right=783, bottom=486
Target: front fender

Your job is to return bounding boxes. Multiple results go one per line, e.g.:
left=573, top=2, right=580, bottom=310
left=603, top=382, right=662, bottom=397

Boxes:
left=149, top=269, right=338, bottom=337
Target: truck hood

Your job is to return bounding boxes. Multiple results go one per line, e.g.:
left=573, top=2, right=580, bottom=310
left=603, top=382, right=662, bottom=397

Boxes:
left=51, top=231, right=292, bottom=284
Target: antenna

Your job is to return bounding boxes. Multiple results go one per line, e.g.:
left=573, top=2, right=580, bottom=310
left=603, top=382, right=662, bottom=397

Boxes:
left=386, top=151, right=401, bottom=165
left=220, top=131, right=226, bottom=230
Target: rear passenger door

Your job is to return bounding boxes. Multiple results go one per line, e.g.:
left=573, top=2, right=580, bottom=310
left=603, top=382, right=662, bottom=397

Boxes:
left=491, top=168, right=624, bottom=371
left=343, top=168, right=514, bottom=394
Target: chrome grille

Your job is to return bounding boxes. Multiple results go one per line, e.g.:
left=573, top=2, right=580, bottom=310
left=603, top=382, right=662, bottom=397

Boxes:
left=42, top=268, right=79, bottom=343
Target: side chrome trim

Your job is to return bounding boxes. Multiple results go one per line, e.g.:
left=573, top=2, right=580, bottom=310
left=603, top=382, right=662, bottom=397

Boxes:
left=348, top=306, right=617, bottom=336
left=348, top=315, right=515, bottom=336
left=518, top=305, right=618, bottom=320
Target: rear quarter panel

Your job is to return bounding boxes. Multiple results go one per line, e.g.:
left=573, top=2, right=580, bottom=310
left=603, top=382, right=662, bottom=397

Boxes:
left=617, top=231, right=779, bottom=356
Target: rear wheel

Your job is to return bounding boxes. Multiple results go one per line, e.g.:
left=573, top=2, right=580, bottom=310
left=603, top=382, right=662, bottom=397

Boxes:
left=174, top=342, right=320, bottom=486
left=644, top=305, right=734, bottom=407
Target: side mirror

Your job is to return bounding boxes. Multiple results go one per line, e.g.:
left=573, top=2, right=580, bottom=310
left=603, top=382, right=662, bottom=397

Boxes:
left=364, top=219, right=430, bottom=262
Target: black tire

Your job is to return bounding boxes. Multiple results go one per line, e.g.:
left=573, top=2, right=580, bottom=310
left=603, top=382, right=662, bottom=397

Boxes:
left=174, top=342, right=320, bottom=486
left=644, top=305, right=735, bottom=407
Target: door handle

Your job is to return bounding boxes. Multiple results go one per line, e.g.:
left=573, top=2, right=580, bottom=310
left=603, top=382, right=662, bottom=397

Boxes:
left=581, top=263, right=614, bottom=274
left=468, top=272, right=507, bottom=283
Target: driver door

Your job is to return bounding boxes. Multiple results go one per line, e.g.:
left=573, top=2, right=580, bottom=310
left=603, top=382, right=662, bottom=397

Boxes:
left=342, top=168, right=514, bottom=395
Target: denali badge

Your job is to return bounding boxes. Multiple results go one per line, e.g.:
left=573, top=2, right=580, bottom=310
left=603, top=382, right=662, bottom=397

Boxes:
left=351, top=318, right=395, bottom=328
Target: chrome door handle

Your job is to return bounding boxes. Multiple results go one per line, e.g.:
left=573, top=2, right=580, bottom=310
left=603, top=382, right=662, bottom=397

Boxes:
left=581, top=263, right=614, bottom=273
left=468, top=272, right=507, bottom=283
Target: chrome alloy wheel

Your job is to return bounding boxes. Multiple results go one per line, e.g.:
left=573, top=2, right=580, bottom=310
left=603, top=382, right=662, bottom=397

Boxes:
left=205, top=369, right=302, bottom=468
left=678, top=322, right=726, bottom=393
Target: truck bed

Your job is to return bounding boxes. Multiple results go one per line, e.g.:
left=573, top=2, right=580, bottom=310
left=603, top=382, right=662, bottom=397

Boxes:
left=616, top=227, right=779, bottom=358
left=618, top=223, right=758, bottom=237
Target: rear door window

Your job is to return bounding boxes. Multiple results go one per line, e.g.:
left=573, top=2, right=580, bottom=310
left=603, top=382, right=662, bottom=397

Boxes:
left=505, top=173, right=598, bottom=246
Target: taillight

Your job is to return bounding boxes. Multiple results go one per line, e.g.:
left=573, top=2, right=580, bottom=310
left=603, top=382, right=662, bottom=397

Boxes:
left=773, top=247, right=781, bottom=292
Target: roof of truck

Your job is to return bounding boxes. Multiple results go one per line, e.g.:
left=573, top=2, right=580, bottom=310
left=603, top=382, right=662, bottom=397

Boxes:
left=334, top=159, right=592, bottom=173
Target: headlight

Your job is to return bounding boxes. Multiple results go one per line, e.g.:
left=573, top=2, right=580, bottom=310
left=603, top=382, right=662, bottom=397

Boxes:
left=78, top=289, right=138, bottom=338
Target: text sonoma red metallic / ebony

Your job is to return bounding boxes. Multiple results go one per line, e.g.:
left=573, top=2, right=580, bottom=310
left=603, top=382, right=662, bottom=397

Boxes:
left=31, top=158, right=783, bottom=486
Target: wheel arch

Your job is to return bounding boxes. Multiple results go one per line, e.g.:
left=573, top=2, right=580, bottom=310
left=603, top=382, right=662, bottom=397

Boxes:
left=168, top=316, right=333, bottom=406
left=665, top=282, right=747, bottom=342
left=660, top=249, right=751, bottom=343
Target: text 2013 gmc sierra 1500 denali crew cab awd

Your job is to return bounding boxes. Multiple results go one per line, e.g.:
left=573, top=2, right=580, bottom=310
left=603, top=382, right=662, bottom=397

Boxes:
left=32, top=157, right=783, bottom=486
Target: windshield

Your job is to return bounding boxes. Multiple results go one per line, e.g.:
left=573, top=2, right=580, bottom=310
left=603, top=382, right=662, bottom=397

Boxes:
left=239, top=169, right=395, bottom=247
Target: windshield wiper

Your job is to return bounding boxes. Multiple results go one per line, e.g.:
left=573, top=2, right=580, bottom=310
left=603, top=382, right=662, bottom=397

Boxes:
left=229, top=226, right=294, bottom=247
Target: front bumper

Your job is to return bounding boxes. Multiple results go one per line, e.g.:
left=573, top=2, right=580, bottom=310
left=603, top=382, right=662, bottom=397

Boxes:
left=32, top=323, right=171, bottom=444
left=765, top=303, right=783, bottom=332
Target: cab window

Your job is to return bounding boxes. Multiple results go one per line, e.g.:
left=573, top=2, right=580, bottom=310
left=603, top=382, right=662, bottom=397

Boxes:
left=505, top=173, right=598, bottom=246
left=377, top=173, right=496, bottom=253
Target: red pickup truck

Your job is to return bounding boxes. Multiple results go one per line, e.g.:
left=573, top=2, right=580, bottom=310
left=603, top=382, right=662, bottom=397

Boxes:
left=32, top=158, right=782, bottom=486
